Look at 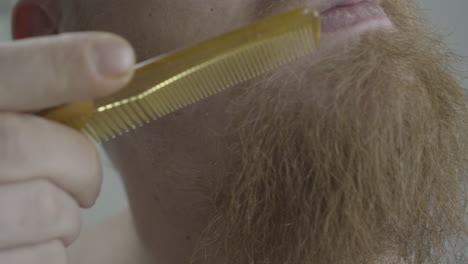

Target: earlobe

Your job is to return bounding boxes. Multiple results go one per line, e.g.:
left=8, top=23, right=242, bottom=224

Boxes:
left=12, top=0, right=59, bottom=40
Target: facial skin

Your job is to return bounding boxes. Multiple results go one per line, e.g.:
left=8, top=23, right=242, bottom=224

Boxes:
left=57, top=0, right=467, bottom=264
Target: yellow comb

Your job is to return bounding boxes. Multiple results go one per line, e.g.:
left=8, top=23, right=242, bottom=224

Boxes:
left=39, top=7, right=321, bottom=143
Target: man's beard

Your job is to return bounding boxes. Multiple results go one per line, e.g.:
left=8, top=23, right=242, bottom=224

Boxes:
left=194, top=1, right=467, bottom=264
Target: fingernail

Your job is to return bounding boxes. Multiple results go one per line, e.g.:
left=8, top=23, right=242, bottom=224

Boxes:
left=92, top=38, right=135, bottom=79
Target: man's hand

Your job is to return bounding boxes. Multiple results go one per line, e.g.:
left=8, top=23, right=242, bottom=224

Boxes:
left=0, top=32, right=135, bottom=264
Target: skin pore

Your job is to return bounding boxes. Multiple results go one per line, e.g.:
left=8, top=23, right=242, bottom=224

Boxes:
left=57, top=0, right=467, bottom=264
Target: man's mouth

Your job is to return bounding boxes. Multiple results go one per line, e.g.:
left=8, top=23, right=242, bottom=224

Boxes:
left=319, top=0, right=392, bottom=34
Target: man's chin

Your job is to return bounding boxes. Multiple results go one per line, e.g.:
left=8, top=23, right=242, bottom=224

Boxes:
left=194, top=1, right=468, bottom=264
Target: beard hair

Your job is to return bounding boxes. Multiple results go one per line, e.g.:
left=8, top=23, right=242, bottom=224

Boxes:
left=194, top=1, right=468, bottom=264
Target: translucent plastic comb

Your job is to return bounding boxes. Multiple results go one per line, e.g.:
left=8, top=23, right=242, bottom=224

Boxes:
left=39, top=7, right=321, bottom=143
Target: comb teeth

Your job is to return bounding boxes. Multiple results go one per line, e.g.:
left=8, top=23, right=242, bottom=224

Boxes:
left=81, top=25, right=318, bottom=142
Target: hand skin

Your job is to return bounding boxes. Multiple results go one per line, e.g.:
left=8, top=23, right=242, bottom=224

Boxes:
left=0, top=32, right=135, bottom=264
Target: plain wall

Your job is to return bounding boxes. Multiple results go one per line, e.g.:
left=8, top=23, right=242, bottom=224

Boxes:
left=0, top=0, right=467, bottom=227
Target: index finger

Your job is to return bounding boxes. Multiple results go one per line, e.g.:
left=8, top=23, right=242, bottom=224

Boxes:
left=0, top=32, right=135, bottom=111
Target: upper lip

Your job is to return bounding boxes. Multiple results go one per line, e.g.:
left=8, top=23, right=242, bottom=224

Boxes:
left=318, top=0, right=379, bottom=14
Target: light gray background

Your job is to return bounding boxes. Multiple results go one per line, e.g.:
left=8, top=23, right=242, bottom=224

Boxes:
left=0, top=0, right=467, bottom=227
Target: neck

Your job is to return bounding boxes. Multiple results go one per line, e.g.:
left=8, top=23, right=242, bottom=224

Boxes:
left=105, top=127, right=225, bottom=264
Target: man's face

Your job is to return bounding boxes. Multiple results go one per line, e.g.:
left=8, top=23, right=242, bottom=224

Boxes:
left=64, top=1, right=467, bottom=264
left=64, top=0, right=390, bottom=60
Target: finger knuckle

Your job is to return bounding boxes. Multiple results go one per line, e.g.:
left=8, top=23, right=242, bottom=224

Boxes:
left=35, top=241, right=67, bottom=264
left=62, top=132, right=102, bottom=208
left=50, top=37, right=98, bottom=96
left=32, top=181, right=81, bottom=244
left=81, top=142, right=102, bottom=207
left=60, top=203, right=81, bottom=245
left=33, top=181, right=65, bottom=226
left=47, top=46, right=75, bottom=98
left=0, top=113, right=25, bottom=163
left=63, top=134, right=103, bottom=208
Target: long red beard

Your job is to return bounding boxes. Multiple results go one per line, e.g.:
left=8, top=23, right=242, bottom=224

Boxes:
left=196, top=1, right=468, bottom=264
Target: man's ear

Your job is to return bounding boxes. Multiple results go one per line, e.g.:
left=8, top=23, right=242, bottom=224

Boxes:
left=12, top=0, right=60, bottom=40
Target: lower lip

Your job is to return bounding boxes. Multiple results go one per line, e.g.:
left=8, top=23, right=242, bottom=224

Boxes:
left=321, top=1, right=390, bottom=33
